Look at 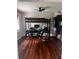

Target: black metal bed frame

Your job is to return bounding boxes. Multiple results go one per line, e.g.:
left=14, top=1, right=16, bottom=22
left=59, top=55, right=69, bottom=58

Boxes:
left=25, top=18, right=51, bottom=38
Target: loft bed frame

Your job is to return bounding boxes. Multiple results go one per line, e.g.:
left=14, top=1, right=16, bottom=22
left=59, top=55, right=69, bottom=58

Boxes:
left=25, top=18, right=51, bottom=38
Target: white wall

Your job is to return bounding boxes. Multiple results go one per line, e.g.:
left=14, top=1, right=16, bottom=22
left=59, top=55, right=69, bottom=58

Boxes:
left=17, top=10, right=25, bottom=40
left=24, top=12, right=53, bottom=19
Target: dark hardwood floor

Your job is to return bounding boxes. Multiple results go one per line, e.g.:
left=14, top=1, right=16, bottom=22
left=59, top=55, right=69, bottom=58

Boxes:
left=18, top=36, right=62, bottom=59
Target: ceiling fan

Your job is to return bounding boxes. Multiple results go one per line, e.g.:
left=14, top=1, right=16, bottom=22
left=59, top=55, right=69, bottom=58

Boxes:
left=35, top=6, right=51, bottom=12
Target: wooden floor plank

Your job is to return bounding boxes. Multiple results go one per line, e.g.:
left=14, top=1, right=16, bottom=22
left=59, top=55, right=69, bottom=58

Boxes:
left=18, top=37, right=62, bottom=59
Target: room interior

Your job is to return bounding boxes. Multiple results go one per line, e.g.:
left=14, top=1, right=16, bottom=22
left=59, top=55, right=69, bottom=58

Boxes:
left=17, top=0, right=62, bottom=59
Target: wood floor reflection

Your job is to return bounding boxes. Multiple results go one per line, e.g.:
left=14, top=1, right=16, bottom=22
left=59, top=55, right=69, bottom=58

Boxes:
left=18, top=37, right=62, bottom=59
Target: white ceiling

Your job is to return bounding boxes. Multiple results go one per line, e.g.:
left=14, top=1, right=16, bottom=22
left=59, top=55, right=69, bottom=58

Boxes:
left=17, top=1, right=62, bottom=18
left=17, top=2, right=62, bottom=12
left=18, top=0, right=61, bottom=2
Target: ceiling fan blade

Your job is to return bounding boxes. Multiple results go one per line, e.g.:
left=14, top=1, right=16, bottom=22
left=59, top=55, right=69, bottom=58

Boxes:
left=34, top=6, right=51, bottom=12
